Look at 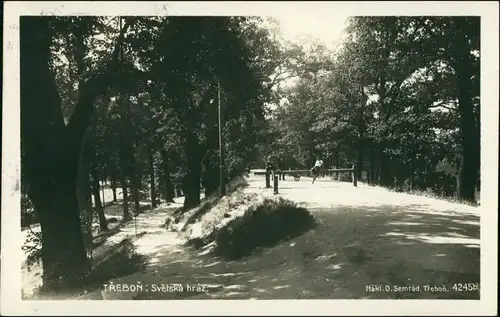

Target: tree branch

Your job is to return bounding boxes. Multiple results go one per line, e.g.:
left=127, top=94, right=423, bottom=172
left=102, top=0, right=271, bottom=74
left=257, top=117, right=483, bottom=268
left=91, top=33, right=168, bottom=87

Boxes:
left=429, top=100, right=457, bottom=111
left=267, top=68, right=293, bottom=90
left=65, top=17, right=137, bottom=154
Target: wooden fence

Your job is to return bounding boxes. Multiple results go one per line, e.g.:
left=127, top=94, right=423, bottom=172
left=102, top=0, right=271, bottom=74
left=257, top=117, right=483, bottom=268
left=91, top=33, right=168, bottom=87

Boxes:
left=254, top=165, right=357, bottom=194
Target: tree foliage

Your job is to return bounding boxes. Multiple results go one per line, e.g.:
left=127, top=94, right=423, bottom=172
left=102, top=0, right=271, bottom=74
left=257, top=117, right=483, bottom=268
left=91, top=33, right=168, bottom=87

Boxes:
left=21, top=15, right=287, bottom=288
left=268, top=17, right=480, bottom=201
left=20, top=15, right=481, bottom=291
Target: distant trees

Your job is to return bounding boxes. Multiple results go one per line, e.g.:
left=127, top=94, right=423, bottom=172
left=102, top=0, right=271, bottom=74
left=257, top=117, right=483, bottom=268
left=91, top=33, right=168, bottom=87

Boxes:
left=268, top=17, right=480, bottom=202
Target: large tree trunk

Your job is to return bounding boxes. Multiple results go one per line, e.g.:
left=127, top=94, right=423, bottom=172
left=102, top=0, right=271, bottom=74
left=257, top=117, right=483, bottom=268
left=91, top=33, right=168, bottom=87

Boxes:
left=376, top=21, right=396, bottom=188
left=160, top=149, right=175, bottom=203
left=21, top=17, right=90, bottom=289
left=21, top=16, right=132, bottom=290
left=91, top=170, right=108, bottom=232
left=453, top=23, right=480, bottom=202
left=148, top=147, right=157, bottom=208
left=29, top=169, right=90, bottom=290
left=29, top=143, right=87, bottom=282
left=183, top=158, right=202, bottom=210
left=182, top=134, right=202, bottom=210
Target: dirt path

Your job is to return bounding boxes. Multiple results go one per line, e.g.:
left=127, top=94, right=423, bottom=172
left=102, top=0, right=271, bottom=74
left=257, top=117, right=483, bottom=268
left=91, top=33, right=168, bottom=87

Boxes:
left=24, top=174, right=480, bottom=300
left=241, top=175, right=480, bottom=299
left=21, top=200, right=183, bottom=299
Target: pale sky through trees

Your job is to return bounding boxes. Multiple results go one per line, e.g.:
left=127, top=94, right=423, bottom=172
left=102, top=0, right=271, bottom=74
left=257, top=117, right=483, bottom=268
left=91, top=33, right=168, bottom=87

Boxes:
left=261, top=12, right=351, bottom=110
left=269, top=11, right=350, bottom=49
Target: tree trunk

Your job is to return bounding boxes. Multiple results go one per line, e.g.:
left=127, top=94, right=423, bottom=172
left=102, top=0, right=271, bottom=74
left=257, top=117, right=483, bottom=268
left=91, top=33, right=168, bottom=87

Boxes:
left=21, top=16, right=132, bottom=290
left=202, top=152, right=219, bottom=197
left=148, top=147, right=157, bottom=208
left=376, top=25, right=394, bottom=188
left=119, top=170, right=131, bottom=221
left=379, top=152, right=393, bottom=187
left=131, top=171, right=141, bottom=213
left=454, top=37, right=480, bottom=202
left=158, top=168, right=166, bottom=200
left=29, top=176, right=90, bottom=289
left=356, top=145, right=363, bottom=182
left=369, top=147, right=376, bottom=185
left=160, top=149, right=175, bottom=203
left=183, top=158, right=202, bottom=210
left=456, top=114, right=479, bottom=201
left=110, top=178, right=117, bottom=203
left=118, top=127, right=132, bottom=221
left=183, top=134, right=202, bottom=210
left=21, top=17, right=91, bottom=289
left=91, top=171, right=108, bottom=232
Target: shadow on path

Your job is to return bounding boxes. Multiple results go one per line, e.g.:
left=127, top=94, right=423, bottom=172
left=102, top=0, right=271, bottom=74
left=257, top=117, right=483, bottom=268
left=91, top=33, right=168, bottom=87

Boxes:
left=87, top=202, right=479, bottom=300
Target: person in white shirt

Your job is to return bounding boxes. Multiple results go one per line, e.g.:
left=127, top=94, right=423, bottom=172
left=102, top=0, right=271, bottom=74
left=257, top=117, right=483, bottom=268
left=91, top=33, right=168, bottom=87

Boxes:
left=314, top=159, right=322, bottom=168
left=311, top=159, right=324, bottom=184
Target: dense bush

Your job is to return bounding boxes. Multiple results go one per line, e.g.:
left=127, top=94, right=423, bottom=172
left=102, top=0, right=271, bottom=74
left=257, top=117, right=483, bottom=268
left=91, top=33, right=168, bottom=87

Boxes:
left=429, top=171, right=458, bottom=198
left=214, top=197, right=316, bottom=260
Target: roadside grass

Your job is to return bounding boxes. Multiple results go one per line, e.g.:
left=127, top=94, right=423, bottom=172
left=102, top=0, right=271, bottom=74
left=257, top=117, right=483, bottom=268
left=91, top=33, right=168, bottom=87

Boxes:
left=386, top=186, right=480, bottom=207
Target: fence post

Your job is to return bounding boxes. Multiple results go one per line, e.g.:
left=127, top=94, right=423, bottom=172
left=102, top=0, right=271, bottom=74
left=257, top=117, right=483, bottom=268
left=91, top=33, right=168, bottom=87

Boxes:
left=265, top=170, right=271, bottom=188
left=273, top=174, right=279, bottom=194
left=352, top=164, right=358, bottom=187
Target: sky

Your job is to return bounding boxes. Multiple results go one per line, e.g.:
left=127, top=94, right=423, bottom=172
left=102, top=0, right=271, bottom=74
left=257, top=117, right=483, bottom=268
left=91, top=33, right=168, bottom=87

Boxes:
left=260, top=12, right=351, bottom=107
left=269, top=11, right=350, bottom=49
